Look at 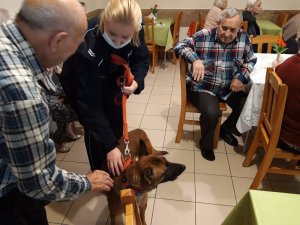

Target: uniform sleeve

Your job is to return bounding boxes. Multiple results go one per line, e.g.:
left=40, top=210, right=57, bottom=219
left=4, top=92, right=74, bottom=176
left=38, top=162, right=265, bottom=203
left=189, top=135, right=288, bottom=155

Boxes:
left=129, top=27, right=150, bottom=94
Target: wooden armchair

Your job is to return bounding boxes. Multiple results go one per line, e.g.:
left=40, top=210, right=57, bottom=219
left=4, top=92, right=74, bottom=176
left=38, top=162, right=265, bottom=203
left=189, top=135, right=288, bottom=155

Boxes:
left=168, top=11, right=183, bottom=65
left=175, top=57, right=227, bottom=149
left=276, top=12, right=289, bottom=27
left=120, top=189, right=142, bottom=225
left=144, top=17, right=158, bottom=73
left=197, top=12, right=205, bottom=31
left=250, top=34, right=279, bottom=53
left=243, top=68, right=300, bottom=189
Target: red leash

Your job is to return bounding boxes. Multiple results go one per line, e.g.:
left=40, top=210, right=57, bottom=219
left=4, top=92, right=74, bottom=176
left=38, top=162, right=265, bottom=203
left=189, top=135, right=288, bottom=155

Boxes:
left=110, top=54, right=134, bottom=168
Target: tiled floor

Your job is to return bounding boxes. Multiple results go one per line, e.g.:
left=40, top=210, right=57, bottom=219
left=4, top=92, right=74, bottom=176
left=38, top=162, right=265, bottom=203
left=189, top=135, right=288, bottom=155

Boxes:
left=46, top=62, right=300, bottom=225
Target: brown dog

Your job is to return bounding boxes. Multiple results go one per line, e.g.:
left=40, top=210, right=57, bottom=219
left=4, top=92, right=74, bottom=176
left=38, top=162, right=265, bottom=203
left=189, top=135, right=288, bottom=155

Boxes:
left=105, top=129, right=186, bottom=225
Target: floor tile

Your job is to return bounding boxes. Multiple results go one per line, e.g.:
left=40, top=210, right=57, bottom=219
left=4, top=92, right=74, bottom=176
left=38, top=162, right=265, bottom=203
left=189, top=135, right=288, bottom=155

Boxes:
left=144, top=103, right=169, bottom=116
left=46, top=201, right=73, bottom=224
left=156, top=172, right=195, bottom=201
left=196, top=203, right=233, bottom=225
left=141, top=128, right=165, bottom=148
left=63, top=142, right=89, bottom=163
left=126, top=102, right=147, bottom=115
left=127, top=114, right=143, bottom=128
left=64, top=192, right=109, bottom=225
left=195, top=152, right=231, bottom=176
left=271, top=181, right=300, bottom=194
left=154, top=78, right=174, bottom=87
left=164, top=148, right=195, bottom=173
left=170, top=94, right=181, bottom=105
left=148, top=94, right=171, bottom=105
left=151, top=86, right=173, bottom=95
left=164, top=130, right=194, bottom=150
left=140, top=115, right=167, bottom=130
left=227, top=154, right=260, bottom=178
left=128, top=93, right=150, bottom=103
left=195, top=174, right=236, bottom=206
left=58, top=161, right=90, bottom=174
left=166, top=116, right=194, bottom=132
left=151, top=199, right=195, bottom=225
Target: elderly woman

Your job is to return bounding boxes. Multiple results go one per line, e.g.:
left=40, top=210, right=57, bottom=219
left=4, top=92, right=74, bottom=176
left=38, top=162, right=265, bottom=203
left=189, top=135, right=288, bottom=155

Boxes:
left=243, top=0, right=262, bottom=36
left=203, top=0, right=228, bottom=30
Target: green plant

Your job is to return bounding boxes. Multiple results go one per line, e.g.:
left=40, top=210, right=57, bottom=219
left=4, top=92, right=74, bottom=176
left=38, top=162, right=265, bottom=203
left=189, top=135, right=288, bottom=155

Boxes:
left=151, top=4, right=158, bottom=15
left=272, top=38, right=288, bottom=54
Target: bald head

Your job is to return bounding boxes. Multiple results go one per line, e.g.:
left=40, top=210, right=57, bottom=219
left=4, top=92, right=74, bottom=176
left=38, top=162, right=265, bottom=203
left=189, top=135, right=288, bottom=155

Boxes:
left=17, top=0, right=86, bottom=34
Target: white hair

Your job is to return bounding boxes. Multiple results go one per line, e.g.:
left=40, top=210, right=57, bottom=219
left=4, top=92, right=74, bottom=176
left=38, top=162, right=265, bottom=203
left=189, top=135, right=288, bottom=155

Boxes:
left=214, top=0, right=227, bottom=9
left=219, top=7, right=243, bottom=23
left=247, top=0, right=258, bottom=8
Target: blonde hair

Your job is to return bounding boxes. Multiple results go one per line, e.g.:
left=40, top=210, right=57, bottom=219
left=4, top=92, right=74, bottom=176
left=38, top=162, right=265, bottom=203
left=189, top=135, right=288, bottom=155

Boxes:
left=99, top=0, right=142, bottom=47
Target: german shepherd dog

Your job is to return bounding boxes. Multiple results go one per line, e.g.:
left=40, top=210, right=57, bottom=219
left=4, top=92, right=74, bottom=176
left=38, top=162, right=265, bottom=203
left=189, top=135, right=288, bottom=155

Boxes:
left=105, top=129, right=186, bottom=225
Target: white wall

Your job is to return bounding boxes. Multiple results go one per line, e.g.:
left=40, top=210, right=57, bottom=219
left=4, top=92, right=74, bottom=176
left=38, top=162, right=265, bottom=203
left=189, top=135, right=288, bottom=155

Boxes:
left=3, top=0, right=300, bottom=16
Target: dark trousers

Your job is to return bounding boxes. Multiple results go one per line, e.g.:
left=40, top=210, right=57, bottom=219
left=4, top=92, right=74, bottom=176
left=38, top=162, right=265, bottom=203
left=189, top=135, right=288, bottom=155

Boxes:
left=188, top=91, right=248, bottom=150
left=0, top=188, right=49, bottom=225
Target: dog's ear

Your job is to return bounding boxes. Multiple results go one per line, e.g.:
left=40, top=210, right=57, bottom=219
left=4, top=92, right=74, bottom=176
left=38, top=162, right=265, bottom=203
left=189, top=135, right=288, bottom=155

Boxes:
left=142, top=167, right=154, bottom=185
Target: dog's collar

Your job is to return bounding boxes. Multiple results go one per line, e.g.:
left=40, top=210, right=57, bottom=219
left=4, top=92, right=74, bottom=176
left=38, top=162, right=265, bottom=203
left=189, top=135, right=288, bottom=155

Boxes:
left=121, top=174, right=142, bottom=196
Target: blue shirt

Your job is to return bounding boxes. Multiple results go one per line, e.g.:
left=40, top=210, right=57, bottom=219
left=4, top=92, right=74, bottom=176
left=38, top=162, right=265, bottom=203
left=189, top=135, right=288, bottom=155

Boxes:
left=0, top=21, right=91, bottom=200
left=174, top=27, right=257, bottom=99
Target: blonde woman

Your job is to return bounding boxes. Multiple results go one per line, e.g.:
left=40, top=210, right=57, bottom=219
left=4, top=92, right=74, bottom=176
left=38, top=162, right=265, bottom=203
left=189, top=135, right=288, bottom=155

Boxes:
left=61, top=0, right=149, bottom=176
left=203, top=0, right=228, bottom=30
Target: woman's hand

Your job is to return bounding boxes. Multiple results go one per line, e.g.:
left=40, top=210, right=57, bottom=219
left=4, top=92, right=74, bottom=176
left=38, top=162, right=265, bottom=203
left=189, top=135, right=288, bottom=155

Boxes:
left=122, top=80, right=138, bottom=95
left=106, top=147, right=124, bottom=176
left=192, top=59, right=205, bottom=81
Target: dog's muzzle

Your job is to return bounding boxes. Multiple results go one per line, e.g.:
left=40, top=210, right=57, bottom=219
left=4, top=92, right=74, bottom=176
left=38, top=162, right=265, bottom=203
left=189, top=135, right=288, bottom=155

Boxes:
left=161, top=162, right=186, bottom=183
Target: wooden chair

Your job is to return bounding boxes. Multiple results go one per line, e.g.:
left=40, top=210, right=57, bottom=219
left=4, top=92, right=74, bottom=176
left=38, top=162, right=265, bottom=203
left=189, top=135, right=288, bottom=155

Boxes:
left=187, top=21, right=197, bottom=36
left=168, top=11, right=183, bottom=65
left=197, top=12, right=205, bottom=31
left=120, top=189, right=142, bottom=225
left=276, top=12, right=289, bottom=27
left=144, top=17, right=158, bottom=73
left=86, top=9, right=101, bottom=20
left=241, top=21, right=248, bottom=32
left=250, top=34, right=279, bottom=53
left=243, top=68, right=300, bottom=189
left=175, top=57, right=227, bottom=149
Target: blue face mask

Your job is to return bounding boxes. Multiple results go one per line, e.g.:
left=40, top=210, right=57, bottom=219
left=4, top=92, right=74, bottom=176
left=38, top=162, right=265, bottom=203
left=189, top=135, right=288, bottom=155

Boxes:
left=102, top=32, right=132, bottom=49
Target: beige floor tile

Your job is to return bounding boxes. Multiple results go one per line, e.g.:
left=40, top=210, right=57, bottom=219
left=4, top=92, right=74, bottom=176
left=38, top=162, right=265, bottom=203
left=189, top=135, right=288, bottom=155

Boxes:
left=164, top=130, right=194, bottom=150
left=148, top=188, right=157, bottom=198
left=59, top=161, right=90, bottom=175
left=271, top=181, right=300, bottom=194
left=193, top=132, right=227, bottom=153
left=151, top=86, right=173, bottom=95
left=141, top=84, right=153, bottom=94
left=64, top=192, right=109, bottom=225
left=168, top=104, right=181, bottom=117
left=232, top=177, right=272, bottom=202
left=170, top=94, right=181, bottom=105
left=166, top=116, right=194, bottom=132
left=126, top=102, right=146, bottom=115
left=144, top=104, right=169, bottom=116
left=151, top=199, right=195, bottom=225
left=164, top=148, right=195, bottom=173
left=141, top=128, right=165, bottom=148
left=144, top=78, right=155, bottom=87
left=127, top=93, right=150, bottom=104
left=196, top=203, right=233, bottom=225
left=127, top=114, right=143, bottom=129
left=156, top=172, right=195, bottom=201
left=172, top=86, right=181, bottom=96
left=46, top=201, right=73, bottom=224
left=140, top=115, right=167, bottom=130
left=145, top=197, right=155, bottom=224
left=195, top=152, right=231, bottom=176
left=56, top=152, right=67, bottom=161
left=148, top=94, right=171, bottom=105
left=227, top=154, right=260, bottom=178
left=63, top=142, right=89, bottom=163
left=195, top=174, right=236, bottom=206
left=154, top=78, right=173, bottom=87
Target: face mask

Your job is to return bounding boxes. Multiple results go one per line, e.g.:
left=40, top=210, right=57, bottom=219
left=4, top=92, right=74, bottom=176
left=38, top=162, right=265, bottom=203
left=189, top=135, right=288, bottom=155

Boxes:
left=102, top=32, right=132, bottom=49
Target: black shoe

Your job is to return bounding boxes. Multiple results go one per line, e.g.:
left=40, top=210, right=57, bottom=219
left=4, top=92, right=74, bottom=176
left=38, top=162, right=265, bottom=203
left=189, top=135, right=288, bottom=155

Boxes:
left=220, top=127, right=238, bottom=147
left=200, top=148, right=215, bottom=161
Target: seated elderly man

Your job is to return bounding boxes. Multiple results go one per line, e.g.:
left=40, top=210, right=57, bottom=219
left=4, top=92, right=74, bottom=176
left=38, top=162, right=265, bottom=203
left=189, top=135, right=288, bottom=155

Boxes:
left=174, top=7, right=257, bottom=161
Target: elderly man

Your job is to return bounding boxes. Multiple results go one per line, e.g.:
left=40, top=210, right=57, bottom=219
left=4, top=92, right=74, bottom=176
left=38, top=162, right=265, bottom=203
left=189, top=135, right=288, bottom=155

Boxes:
left=175, top=8, right=257, bottom=161
left=0, top=1, right=113, bottom=225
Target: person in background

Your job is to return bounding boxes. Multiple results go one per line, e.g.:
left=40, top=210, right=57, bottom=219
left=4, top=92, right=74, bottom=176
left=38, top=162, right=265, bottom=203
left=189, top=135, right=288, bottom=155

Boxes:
left=204, top=0, right=228, bottom=30
left=282, top=13, right=300, bottom=54
left=243, top=0, right=262, bottom=37
left=275, top=37, right=300, bottom=155
left=0, top=1, right=113, bottom=225
left=45, top=67, right=82, bottom=153
left=0, top=8, right=9, bottom=24
left=175, top=8, right=257, bottom=161
left=60, top=0, right=149, bottom=176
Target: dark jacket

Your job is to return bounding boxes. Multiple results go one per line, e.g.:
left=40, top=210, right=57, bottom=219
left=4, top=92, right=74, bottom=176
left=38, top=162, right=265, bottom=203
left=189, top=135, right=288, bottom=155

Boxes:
left=60, top=17, right=149, bottom=153
left=243, top=10, right=260, bottom=37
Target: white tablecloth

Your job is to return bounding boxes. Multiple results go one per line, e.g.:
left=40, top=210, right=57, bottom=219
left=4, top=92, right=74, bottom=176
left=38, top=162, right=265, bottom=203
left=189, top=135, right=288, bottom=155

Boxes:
left=236, top=53, right=293, bottom=133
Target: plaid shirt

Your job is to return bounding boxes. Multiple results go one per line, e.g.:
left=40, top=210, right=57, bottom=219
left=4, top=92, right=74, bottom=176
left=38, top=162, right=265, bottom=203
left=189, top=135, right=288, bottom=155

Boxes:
left=174, top=28, right=257, bottom=99
left=0, top=21, right=91, bottom=200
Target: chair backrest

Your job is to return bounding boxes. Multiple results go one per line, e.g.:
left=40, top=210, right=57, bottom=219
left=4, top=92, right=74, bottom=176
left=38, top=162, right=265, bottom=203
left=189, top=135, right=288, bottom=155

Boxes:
left=197, top=12, right=205, bottom=31
left=259, top=68, right=288, bottom=150
left=250, top=34, right=279, bottom=53
left=172, top=11, right=183, bottom=47
left=241, top=21, right=248, bottom=32
left=187, top=21, right=197, bottom=36
left=276, top=12, right=289, bottom=27
left=120, top=189, right=142, bottom=225
left=144, top=17, right=155, bottom=46
left=179, top=56, right=189, bottom=110
left=86, top=9, right=101, bottom=20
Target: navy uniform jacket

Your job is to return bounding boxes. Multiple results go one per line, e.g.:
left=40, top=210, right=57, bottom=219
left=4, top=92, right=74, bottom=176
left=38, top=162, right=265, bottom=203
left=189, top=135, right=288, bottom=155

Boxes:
left=60, top=17, right=149, bottom=153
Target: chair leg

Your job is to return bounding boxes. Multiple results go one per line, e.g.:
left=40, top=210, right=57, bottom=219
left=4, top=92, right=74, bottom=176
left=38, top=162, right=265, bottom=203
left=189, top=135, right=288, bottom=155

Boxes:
left=289, top=159, right=298, bottom=169
left=213, top=116, right=221, bottom=149
left=172, top=51, right=177, bottom=65
left=175, top=107, right=186, bottom=143
left=151, top=52, right=155, bottom=73
left=250, top=147, right=275, bottom=189
left=242, top=128, right=260, bottom=167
